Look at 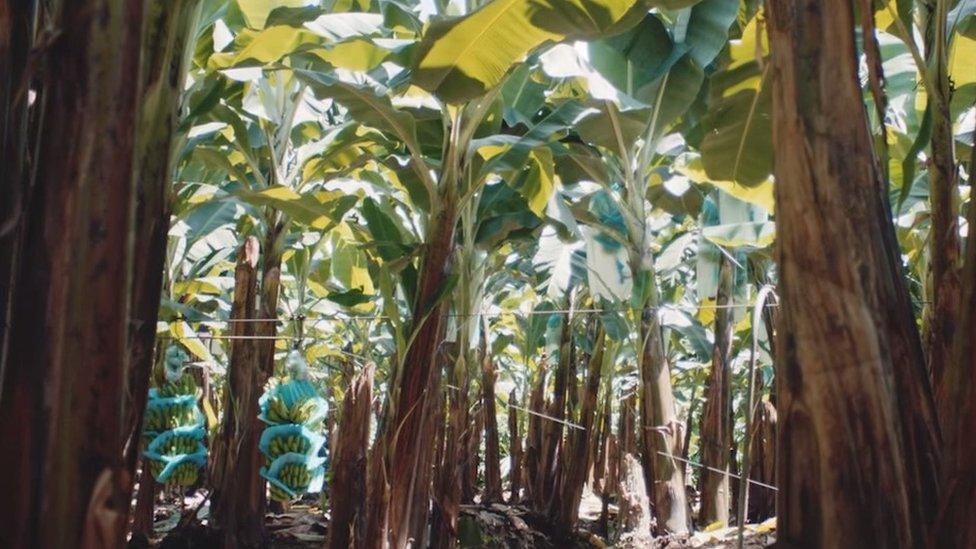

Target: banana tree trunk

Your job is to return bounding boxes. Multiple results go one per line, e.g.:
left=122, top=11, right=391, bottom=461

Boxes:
left=921, top=0, right=961, bottom=397
left=746, top=400, right=776, bottom=522
left=481, top=351, right=503, bottom=502
left=767, top=1, right=942, bottom=545
left=431, top=343, right=464, bottom=549
left=933, top=135, right=976, bottom=547
left=383, top=191, right=457, bottom=547
left=0, top=1, right=145, bottom=546
left=537, top=315, right=573, bottom=511
left=328, top=363, right=374, bottom=549
left=638, top=305, right=690, bottom=535
left=131, top=460, right=156, bottom=541
left=524, top=366, right=547, bottom=507
left=699, top=256, right=734, bottom=526
left=552, top=328, right=605, bottom=535
left=209, top=237, right=266, bottom=547
left=0, top=0, right=35, bottom=387
left=507, top=389, right=523, bottom=503
left=122, top=0, right=201, bottom=494
left=256, top=217, right=284, bottom=379
left=463, top=402, right=483, bottom=504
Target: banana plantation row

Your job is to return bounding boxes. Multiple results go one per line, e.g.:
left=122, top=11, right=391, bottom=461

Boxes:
left=0, top=0, right=973, bottom=547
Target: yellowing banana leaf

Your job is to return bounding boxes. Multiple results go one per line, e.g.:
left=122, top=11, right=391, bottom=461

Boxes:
left=412, top=0, right=644, bottom=104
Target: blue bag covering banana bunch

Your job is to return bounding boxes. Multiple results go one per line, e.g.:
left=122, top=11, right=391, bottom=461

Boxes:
left=258, top=349, right=329, bottom=502
left=142, top=345, right=207, bottom=486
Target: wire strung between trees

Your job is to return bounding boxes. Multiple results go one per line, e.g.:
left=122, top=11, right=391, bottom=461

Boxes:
left=655, top=451, right=778, bottom=492
left=164, top=300, right=782, bottom=330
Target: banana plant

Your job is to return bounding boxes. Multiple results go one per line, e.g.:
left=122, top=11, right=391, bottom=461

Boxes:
left=530, top=1, right=739, bottom=533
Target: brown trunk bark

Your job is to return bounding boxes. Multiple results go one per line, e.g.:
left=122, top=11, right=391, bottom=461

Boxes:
left=619, top=392, right=636, bottom=457
left=481, top=350, right=503, bottom=502
left=0, top=0, right=35, bottom=387
left=507, top=389, right=523, bottom=503
left=382, top=192, right=457, bottom=547
left=699, top=257, right=734, bottom=526
left=256, top=217, right=284, bottom=379
left=920, top=0, right=961, bottom=397
left=767, top=1, right=942, bottom=545
left=591, top=392, right=611, bottom=495
left=0, top=1, right=144, bottom=546
left=209, top=237, right=267, bottom=547
left=328, top=363, right=374, bottom=549
left=122, top=0, right=201, bottom=496
left=537, top=315, right=573, bottom=511
left=463, top=402, right=483, bottom=504
left=932, top=132, right=976, bottom=548
left=431, top=343, right=464, bottom=549
left=131, top=459, right=156, bottom=540
left=552, top=328, right=604, bottom=535
left=746, top=400, right=776, bottom=522
left=364, top=415, right=390, bottom=549
left=638, top=305, right=689, bottom=534
left=523, top=365, right=546, bottom=507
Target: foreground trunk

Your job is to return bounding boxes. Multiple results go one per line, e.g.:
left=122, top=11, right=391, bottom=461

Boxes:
left=767, top=1, right=942, bottom=545
left=0, top=1, right=144, bottom=545
left=920, top=0, right=961, bottom=397
left=0, top=0, right=35, bottom=386
left=638, top=305, right=689, bottom=534
left=122, top=0, right=201, bottom=495
left=933, top=142, right=976, bottom=547
left=699, top=257, right=734, bottom=526
left=329, top=363, right=374, bottom=549
left=209, top=238, right=266, bottom=547
left=381, top=191, right=457, bottom=547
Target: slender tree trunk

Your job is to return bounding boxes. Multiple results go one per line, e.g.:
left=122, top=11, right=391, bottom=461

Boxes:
left=591, top=391, right=612, bottom=495
left=481, top=351, right=503, bottom=502
left=746, top=400, right=776, bottom=522
left=0, top=1, right=145, bottom=546
left=0, top=0, right=35, bottom=388
left=552, top=328, right=604, bottom=535
left=699, top=257, right=734, bottom=526
left=431, top=344, right=465, bottom=549
left=537, top=315, right=573, bottom=511
left=638, top=304, right=690, bottom=534
left=131, top=460, right=156, bottom=540
left=507, top=389, right=523, bottom=503
left=524, top=366, right=546, bottom=507
left=328, top=363, right=374, bottom=549
left=766, top=1, right=942, bottom=545
left=932, top=131, right=976, bottom=548
left=121, top=0, right=201, bottom=497
left=919, top=0, right=960, bottom=395
left=382, top=191, right=457, bottom=547
left=209, top=237, right=267, bottom=547
left=256, top=216, right=284, bottom=379
left=463, top=402, right=484, bottom=504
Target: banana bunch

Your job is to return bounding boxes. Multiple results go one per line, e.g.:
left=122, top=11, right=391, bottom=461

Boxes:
left=279, top=462, right=313, bottom=491
left=267, top=435, right=310, bottom=459
left=164, top=435, right=198, bottom=456
left=268, top=483, right=295, bottom=503
left=144, top=400, right=198, bottom=435
left=290, top=399, right=320, bottom=425
left=265, top=395, right=292, bottom=424
left=168, top=461, right=200, bottom=487
left=158, top=374, right=198, bottom=398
